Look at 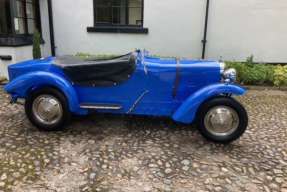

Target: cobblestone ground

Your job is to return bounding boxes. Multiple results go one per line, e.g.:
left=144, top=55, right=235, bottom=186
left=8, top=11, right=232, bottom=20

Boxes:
left=0, top=86, right=286, bottom=192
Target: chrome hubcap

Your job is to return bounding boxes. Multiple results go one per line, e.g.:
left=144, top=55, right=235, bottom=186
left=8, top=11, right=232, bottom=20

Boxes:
left=32, top=95, right=63, bottom=125
left=204, top=106, right=239, bottom=136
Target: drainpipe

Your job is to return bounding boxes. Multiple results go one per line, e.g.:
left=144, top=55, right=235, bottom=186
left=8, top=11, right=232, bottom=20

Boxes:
left=201, top=0, right=210, bottom=59
left=47, top=0, right=56, bottom=56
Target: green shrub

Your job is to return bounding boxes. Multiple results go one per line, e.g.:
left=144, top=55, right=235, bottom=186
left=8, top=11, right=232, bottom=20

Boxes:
left=226, top=61, right=245, bottom=83
left=246, top=55, right=254, bottom=67
left=32, top=29, right=41, bottom=59
left=243, top=64, right=274, bottom=85
left=273, top=65, right=287, bottom=87
left=226, top=58, right=276, bottom=86
left=264, top=65, right=275, bottom=85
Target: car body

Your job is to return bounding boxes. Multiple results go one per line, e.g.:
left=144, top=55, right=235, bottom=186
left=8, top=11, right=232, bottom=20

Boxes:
left=4, top=50, right=248, bottom=143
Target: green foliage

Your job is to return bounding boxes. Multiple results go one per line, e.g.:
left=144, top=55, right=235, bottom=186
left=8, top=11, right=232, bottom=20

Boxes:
left=245, top=55, right=254, bottom=67
left=32, top=29, right=41, bottom=59
left=75, top=52, right=119, bottom=60
left=226, top=61, right=245, bottom=83
left=226, top=56, right=287, bottom=87
left=273, top=65, right=287, bottom=87
left=243, top=64, right=274, bottom=85
left=75, top=52, right=91, bottom=59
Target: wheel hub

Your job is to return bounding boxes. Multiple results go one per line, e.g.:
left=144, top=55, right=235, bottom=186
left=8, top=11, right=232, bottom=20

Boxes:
left=204, top=106, right=239, bottom=136
left=32, top=95, right=63, bottom=125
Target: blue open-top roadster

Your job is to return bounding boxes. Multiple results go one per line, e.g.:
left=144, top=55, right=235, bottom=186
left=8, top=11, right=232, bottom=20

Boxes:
left=4, top=50, right=248, bottom=143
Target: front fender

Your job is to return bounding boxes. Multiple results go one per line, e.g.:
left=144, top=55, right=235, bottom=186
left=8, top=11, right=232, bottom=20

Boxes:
left=4, top=71, right=87, bottom=115
left=172, top=83, right=246, bottom=124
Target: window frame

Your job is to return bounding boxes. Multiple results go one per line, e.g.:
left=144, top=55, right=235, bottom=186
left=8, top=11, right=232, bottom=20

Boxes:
left=0, top=0, right=42, bottom=46
left=0, top=0, right=13, bottom=35
left=13, top=0, right=42, bottom=35
left=88, top=0, right=148, bottom=34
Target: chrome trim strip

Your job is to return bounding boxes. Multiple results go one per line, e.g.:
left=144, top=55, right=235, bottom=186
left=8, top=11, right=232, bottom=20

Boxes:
left=80, top=104, right=122, bottom=110
left=127, top=90, right=149, bottom=114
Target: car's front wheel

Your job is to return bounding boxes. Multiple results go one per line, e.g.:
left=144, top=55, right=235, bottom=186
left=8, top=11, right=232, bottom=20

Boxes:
left=25, top=87, right=71, bottom=131
left=196, top=97, right=248, bottom=144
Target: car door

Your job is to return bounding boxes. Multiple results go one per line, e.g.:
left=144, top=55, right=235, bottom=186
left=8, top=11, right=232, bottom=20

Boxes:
left=130, top=57, right=178, bottom=116
left=74, top=59, right=148, bottom=113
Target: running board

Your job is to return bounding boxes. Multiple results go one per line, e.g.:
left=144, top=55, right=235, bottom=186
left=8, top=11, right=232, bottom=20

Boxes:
left=80, top=103, right=122, bottom=110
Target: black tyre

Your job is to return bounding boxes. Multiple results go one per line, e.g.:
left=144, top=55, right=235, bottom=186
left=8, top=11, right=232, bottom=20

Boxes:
left=196, top=97, right=248, bottom=144
left=25, top=87, right=71, bottom=131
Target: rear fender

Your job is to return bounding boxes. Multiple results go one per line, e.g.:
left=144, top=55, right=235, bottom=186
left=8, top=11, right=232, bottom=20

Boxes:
left=4, top=71, right=87, bottom=115
left=172, top=83, right=246, bottom=124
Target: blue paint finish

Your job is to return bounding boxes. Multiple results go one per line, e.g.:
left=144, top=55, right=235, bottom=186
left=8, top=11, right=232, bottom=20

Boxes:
left=4, top=71, right=87, bottom=115
left=172, top=83, right=246, bottom=124
left=4, top=51, right=247, bottom=123
left=176, top=59, right=221, bottom=101
left=74, top=62, right=148, bottom=115
left=7, top=57, right=54, bottom=81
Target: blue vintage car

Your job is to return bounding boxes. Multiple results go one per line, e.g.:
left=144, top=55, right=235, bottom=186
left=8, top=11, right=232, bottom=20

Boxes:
left=4, top=50, right=248, bottom=143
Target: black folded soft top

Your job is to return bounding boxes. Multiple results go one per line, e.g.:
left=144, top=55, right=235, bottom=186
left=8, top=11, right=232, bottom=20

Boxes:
left=53, top=52, right=136, bottom=87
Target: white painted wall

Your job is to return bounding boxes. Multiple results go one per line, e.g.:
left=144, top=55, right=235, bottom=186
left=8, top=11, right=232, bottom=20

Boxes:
left=0, top=47, right=15, bottom=78
left=52, top=0, right=206, bottom=58
left=52, top=0, right=287, bottom=62
left=207, top=0, right=287, bottom=62
left=0, top=46, right=32, bottom=78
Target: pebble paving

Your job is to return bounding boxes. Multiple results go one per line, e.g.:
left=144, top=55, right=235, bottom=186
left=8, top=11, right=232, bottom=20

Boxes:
left=0, top=86, right=286, bottom=192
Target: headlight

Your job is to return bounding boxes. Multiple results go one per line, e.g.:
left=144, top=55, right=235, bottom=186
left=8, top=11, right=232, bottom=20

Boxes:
left=223, top=68, right=237, bottom=83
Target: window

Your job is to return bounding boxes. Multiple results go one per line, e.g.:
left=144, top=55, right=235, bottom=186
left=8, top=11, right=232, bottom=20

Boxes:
left=88, top=0, right=148, bottom=33
left=0, top=0, right=41, bottom=46
left=0, top=0, right=12, bottom=34
left=14, top=0, right=41, bottom=34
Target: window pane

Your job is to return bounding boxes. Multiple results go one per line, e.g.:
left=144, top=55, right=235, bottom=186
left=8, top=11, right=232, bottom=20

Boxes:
left=31, top=0, right=41, bottom=32
left=14, top=18, right=26, bottom=34
left=96, top=7, right=112, bottom=23
left=112, top=0, right=126, bottom=7
left=128, top=7, right=142, bottom=25
left=26, top=2, right=35, bottom=19
left=13, top=0, right=40, bottom=34
left=15, top=0, right=25, bottom=17
left=96, top=0, right=111, bottom=6
left=112, top=7, right=120, bottom=24
left=0, top=0, right=12, bottom=34
left=27, top=19, right=35, bottom=34
left=129, top=0, right=142, bottom=7
left=96, top=0, right=143, bottom=26
left=112, top=2, right=126, bottom=25
left=95, top=0, right=127, bottom=25
left=128, top=0, right=142, bottom=25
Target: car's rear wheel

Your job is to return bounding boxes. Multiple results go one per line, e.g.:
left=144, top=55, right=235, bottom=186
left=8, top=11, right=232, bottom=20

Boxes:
left=196, top=97, right=248, bottom=144
left=25, top=87, right=71, bottom=131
